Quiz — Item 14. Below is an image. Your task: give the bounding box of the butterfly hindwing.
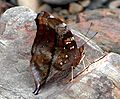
[30,12,56,95]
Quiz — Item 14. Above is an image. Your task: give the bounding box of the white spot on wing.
[62,23,67,26]
[70,46,74,50]
[65,55,68,58]
[64,61,67,63]
[60,62,63,65]
[66,41,71,44]
[50,15,54,18]
[71,37,74,40]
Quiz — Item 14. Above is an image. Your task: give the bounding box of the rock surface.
[0,6,120,99]
[70,9,120,54]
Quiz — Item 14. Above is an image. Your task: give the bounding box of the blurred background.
[0,0,119,23]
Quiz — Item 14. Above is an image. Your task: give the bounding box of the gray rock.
[87,0,108,9]
[1,6,36,23]
[42,0,77,5]
[0,6,120,98]
[7,0,17,5]
[0,1,13,15]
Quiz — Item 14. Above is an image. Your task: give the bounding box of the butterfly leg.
[79,53,85,64]
[71,66,74,82]
[85,57,92,64]
[82,60,86,69]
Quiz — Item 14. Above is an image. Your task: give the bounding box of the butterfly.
[30,11,84,95]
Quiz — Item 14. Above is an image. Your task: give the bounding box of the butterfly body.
[30,11,84,95]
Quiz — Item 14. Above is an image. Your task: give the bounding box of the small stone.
[69,2,83,14]
[17,0,39,11]
[42,0,77,5]
[7,0,17,5]
[87,0,108,9]
[109,0,120,9]
[53,7,62,12]
[37,4,52,13]
[0,1,13,15]
[59,9,69,15]
[79,0,91,7]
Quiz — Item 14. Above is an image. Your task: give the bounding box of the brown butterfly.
[30,11,84,95]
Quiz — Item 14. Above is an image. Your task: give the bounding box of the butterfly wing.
[30,12,56,95]
[52,30,84,71]
[30,11,84,95]
[46,15,84,71]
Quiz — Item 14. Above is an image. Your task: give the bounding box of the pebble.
[109,0,120,9]
[37,4,52,13]
[7,0,17,5]
[87,0,108,9]
[69,2,83,14]
[53,7,62,13]
[17,0,40,11]
[0,1,13,15]
[42,0,77,5]
[79,0,91,7]
[59,9,69,16]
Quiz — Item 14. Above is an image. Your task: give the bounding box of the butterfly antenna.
[85,22,93,37]
[81,22,93,45]
[82,32,98,46]
[71,66,74,82]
